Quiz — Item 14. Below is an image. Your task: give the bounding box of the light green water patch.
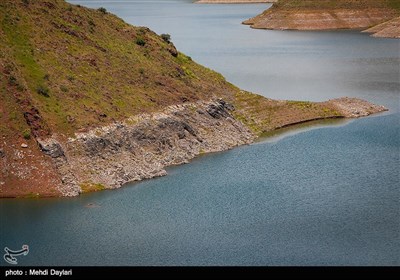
[256,117,351,143]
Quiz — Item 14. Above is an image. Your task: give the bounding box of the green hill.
[0,0,239,138]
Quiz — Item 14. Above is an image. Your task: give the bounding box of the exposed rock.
[242,0,400,38]
[38,139,65,158]
[37,138,79,196]
[40,100,255,195]
[0,149,4,158]
[167,45,178,57]
[244,9,397,31]
[21,144,28,148]
[363,16,400,38]
[328,97,387,118]
[197,0,276,3]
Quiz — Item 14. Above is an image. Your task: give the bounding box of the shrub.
[22,129,31,140]
[37,85,49,97]
[98,7,107,14]
[8,76,17,86]
[161,33,171,43]
[139,68,145,75]
[135,37,146,46]
[22,0,29,5]
[43,74,50,80]
[16,84,25,92]
[60,85,68,92]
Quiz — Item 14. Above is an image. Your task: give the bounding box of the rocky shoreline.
[36,100,255,196]
[0,97,383,198]
[242,2,400,38]
[196,0,276,3]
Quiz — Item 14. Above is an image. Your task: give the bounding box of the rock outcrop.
[197,0,276,3]
[243,0,400,38]
[37,100,254,196]
[363,16,400,38]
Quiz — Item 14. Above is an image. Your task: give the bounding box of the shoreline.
[196,0,276,3]
[242,1,400,38]
[0,97,387,198]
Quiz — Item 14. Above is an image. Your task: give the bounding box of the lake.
[0,0,399,266]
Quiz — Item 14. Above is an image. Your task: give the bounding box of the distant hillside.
[244,0,400,37]
[196,0,276,3]
[0,0,386,197]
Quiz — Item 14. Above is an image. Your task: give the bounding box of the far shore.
[196,0,276,4]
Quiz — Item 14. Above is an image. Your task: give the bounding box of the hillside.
[243,0,400,37]
[0,0,386,197]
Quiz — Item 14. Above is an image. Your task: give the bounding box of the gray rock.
[21,143,28,148]
[40,100,255,196]
[38,140,64,158]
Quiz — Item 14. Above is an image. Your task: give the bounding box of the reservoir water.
[1,0,399,265]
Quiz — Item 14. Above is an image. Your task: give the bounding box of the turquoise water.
[0,0,399,266]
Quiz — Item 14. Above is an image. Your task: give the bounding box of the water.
[1,0,399,266]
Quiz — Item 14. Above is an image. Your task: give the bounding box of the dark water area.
[1,0,399,266]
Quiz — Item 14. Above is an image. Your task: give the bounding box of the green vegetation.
[0,0,237,137]
[135,37,146,46]
[80,183,106,193]
[22,128,31,140]
[97,7,107,14]
[37,85,50,97]
[24,192,40,198]
[161,33,171,43]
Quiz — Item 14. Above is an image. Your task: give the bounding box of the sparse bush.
[98,7,107,14]
[43,74,50,80]
[138,27,147,35]
[67,75,75,81]
[8,76,17,86]
[60,85,68,92]
[22,0,29,5]
[37,85,49,97]
[139,68,145,75]
[161,33,171,43]
[22,129,31,140]
[67,6,72,12]
[88,20,95,27]
[16,84,25,92]
[135,37,146,46]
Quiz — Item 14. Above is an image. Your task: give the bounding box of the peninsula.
[243,0,400,38]
[0,0,386,198]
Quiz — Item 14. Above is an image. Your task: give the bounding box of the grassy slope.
[0,0,234,139]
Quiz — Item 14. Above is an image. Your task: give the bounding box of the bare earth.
[196,0,276,3]
[244,8,397,30]
[363,16,400,38]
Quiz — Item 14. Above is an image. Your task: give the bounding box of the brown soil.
[244,8,397,30]
[363,16,400,38]
[196,0,276,3]
[0,136,62,198]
